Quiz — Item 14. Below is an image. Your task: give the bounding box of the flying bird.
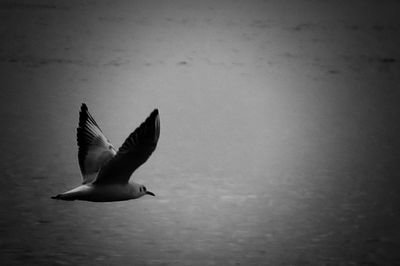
[52,103,160,202]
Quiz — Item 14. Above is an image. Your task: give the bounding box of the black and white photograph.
[1,0,400,265]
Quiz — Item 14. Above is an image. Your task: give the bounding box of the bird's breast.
[58,183,134,202]
[80,184,133,202]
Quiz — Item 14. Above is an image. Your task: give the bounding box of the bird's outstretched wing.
[77,103,116,184]
[94,109,160,185]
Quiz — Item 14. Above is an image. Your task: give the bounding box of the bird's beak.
[146,191,155,196]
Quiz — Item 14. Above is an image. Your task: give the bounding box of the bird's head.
[135,184,155,198]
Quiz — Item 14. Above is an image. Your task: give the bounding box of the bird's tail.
[51,193,76,201]
[51,194,62,200]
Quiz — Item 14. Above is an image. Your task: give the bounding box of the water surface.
[1,0,400,265]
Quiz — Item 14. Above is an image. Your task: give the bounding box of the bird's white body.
[54,183,143,202]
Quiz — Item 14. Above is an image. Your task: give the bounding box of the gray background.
[1,0,400,265]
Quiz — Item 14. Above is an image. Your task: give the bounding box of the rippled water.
[1,0,400,265]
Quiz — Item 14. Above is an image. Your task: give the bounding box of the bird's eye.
[143,186,147,191]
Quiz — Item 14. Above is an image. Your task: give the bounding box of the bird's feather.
[94,109,160,184]
[77,103,116,184]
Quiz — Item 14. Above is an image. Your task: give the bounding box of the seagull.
[52,103,160,202]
